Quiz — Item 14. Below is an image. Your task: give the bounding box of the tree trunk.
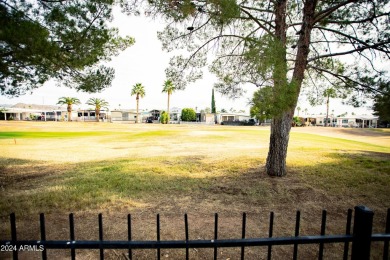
[267,0,289,176]
[96,108,100,122]
[266,0,317,177]
[67,105,72,122]
[266,110,294,177]
[167,93,170,123]
[136,95,139,123]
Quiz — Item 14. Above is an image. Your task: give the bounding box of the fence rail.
[1,206,389,260]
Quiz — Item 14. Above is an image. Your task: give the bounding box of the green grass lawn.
[0,131,110,139]
[0,122,389,259]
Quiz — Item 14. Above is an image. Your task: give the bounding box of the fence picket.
[10,213,18,260]
[267,212,274,260]
[318,210,327,260]
[184,214,189,260]
[98,214,104,260]
[157,214,160,260]
[343,209,353,260]
[39,213,47,260]
[214,213,218,260]
[69,213,76,260]
[127,214,132,260]
[241,212,246,260]
[293,211,301,260]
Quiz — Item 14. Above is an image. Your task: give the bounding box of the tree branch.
[313,0,357,24]
[240,8,275,36]
[325,12,390,24]
[172,17,211,41]
[308,39,390,62]
[240,5,274,14]
[308,65,382,94]
[313,26,367,46]
[181,34,249,71]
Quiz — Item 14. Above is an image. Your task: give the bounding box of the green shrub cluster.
[181,108,196,121]
[292,116,305,127]
[160,111,169,124]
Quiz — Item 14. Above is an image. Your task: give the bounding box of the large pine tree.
[125,0,389,176]
[1,0,134,96]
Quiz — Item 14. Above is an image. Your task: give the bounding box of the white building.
[0,103,67,121]
[311,115,378,128]
[76,109,109,122]
[110,109,148,123]
[216,113,252,124]
[0,103,113,122]
[169,107,182,123]
[335,115,378,128]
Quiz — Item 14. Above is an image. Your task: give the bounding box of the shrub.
[160,111,168,124]
[292,116,304,127]
[181,108,196,121]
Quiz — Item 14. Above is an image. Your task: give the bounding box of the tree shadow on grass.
[1,150,389,216]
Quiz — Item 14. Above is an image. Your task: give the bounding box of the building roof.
[310,114,378,120]
[12,103,63,111]
[111,109,137,113]
[337,116,378,120]
[218,112,250,116]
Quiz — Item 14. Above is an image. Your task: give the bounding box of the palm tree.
[86,98,109,122]
[162,80,176,122]
[57,97,81,122]
[131,83,146,123]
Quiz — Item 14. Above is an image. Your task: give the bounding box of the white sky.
[0,8,379,116]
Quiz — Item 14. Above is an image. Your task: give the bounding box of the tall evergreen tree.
[211,88,216,113]
[128,0,390,177]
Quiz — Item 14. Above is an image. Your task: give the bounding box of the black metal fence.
[1,205,389,260]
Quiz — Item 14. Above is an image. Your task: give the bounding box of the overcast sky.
[0,7,379,115]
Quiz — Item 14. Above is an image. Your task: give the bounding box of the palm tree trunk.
[67,105,72,122]
[96,109,100,122]
[167,93,170,123]
[136,95,139,123]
